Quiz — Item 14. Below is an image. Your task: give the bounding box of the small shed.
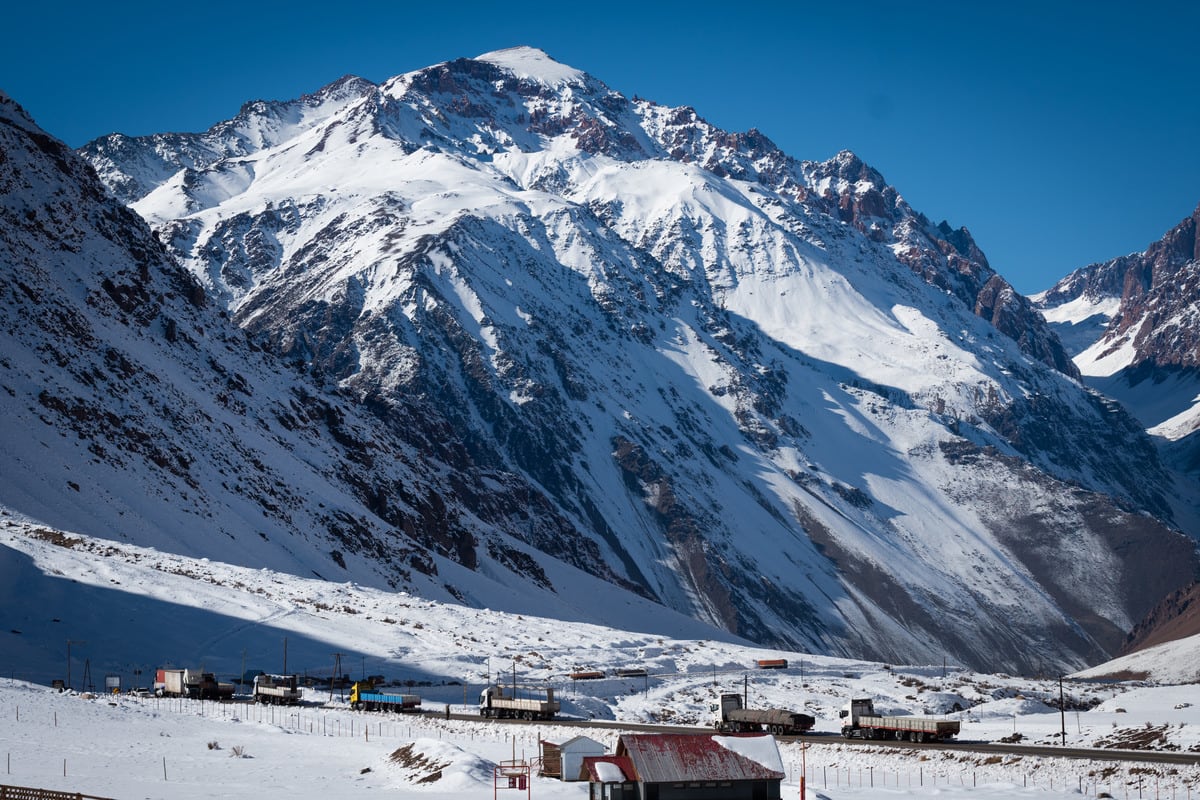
[540,735,606,781]
[583,733,784,800]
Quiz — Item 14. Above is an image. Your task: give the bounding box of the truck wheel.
[841,727,853,739]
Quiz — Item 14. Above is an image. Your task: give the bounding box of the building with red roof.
[580,732,784,800]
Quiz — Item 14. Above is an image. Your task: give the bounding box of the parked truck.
[155,668,188,697]
[714,693,815,735]
[252,673,302,705]
[838,697,960,743]
[154,669,234,700]
[350,680,421,712]
[479,685,559,720]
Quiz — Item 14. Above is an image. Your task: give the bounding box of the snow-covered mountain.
[1036,203,1200,411]
[6,46,1196,677]
[1035,203,1200,531]
[0,88,710,639]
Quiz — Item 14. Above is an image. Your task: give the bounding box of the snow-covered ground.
[3,518,1200,799]
[3,678,1199,799]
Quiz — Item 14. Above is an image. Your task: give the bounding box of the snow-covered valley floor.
[3,520,1200,799]
[3,680,1199,800]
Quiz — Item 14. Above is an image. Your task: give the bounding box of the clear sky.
[4,0,1197,294]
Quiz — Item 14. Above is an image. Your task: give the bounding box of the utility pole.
[329,653,344,703]
[1059,677,1066,746]
[66,640,85,691]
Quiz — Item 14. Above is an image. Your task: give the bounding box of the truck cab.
[350,680,375,706]
[479,685,501,707]
[839,697,876,724]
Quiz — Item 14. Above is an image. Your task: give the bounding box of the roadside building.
[581,732,784,800]
[539,735,606,781]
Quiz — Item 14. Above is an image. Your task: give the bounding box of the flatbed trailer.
[479,685,559,720]
[253,674,302,705]
[715,693,815,735]
[840,698,960,743]
[350,681,421,712]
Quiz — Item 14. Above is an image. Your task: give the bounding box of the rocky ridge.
[5,48,1193,674]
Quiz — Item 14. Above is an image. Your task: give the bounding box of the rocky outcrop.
[1121,581,1200,655]
[1040,204,1200,371]
[804,152,1079,380]
[60,49,1196,673]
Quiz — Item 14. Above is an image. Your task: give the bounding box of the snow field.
[2,679,1198,800]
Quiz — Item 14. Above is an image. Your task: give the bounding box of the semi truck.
[479,685,559,720]
[714,693,815,735]
[252,673,302,705]
[349,680,421,712]
[154,669,234,700]
[839,697,960,742]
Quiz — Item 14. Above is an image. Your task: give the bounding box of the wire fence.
[782,741,1200,800]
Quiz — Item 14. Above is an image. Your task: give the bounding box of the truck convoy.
[839,697,960,742]
[714,693,815,735]
[252,673,302,705]
[350,680,421,712]
[154,668,234,700]
[479,685,559,720]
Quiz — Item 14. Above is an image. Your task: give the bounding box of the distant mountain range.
[3,46,1198,676]
[1037,202,1200,482]
[1036,203,1200,658]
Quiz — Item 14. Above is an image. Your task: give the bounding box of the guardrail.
[0,784,114,800]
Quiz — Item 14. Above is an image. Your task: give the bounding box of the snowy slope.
[1035,203,1200,545]
[7,47,1194,675]
[2,520,1200,800]
[1036,203,1200,430]
[0,89,729,642]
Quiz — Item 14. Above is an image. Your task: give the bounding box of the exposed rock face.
[41,48,1198,674]
[1034,204,1200,655]
[803,152,1080,381]
[1121,581,1200,655]
[1041,204,1200,372]
[0,90,635,616]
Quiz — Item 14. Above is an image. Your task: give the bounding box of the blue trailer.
[350,681,421,712]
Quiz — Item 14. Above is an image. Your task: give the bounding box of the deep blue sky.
[5,0,1197,294]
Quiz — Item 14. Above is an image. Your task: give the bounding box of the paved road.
[438,708,1200,766]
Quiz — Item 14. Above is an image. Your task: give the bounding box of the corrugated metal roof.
[616,733,784,783]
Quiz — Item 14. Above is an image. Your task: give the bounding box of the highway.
[436,707,1200,766]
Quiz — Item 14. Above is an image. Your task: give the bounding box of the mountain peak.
[60,48,1193,675]
[474,46,586,86]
